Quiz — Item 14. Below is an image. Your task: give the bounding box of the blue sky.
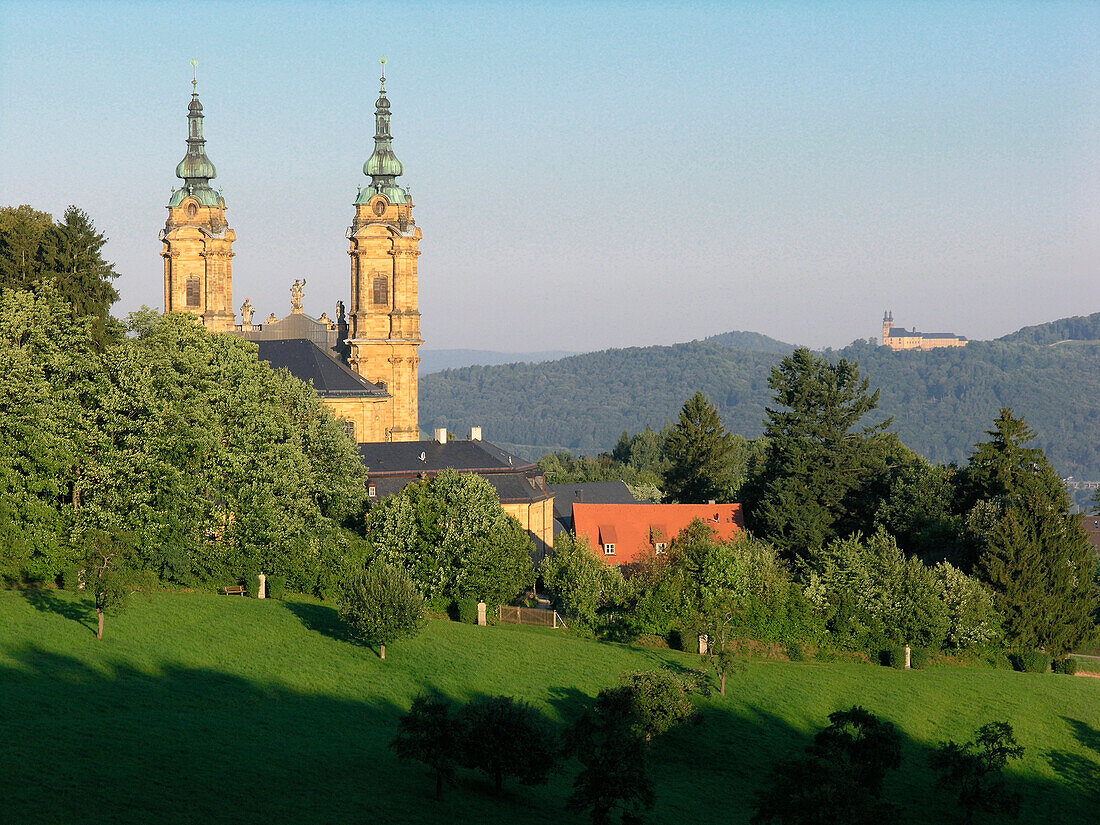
[1,1,1097,351]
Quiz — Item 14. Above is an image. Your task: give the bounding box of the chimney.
[434,428,447,445]
[470,426,482,442]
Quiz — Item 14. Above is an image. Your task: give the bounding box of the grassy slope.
[1,590,1097,824]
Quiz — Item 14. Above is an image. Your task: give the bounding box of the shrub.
[619,669,696,739]
[266,575,286,600]
[62,568,83,591]
[456,598,479,624]
[1051,657,1078,675]
[248,573,263,598]
[1010,649,1051,673]
[883,646,907,669]
[786,642,805,661]
[910,647,931,670]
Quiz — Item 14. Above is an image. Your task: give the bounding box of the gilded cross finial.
[191,59,198,92]
[380,57,387,90]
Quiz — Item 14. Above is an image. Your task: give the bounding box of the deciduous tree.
[459,695,559,796]
[390,694,460,800]
[930,721,1024,824]
[339,562,425,660]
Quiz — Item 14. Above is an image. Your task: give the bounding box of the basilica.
[160,62,421,444]
[157,65,557,553]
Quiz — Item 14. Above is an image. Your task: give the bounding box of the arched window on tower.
[186,276,201,307]
[373,276,388,306]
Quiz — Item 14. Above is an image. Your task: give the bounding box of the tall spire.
[170,60,220,207]
[357,57,407,204]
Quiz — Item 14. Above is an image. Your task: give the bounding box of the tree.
[747,348,894,568]
[339,562,425,659]
[752,706,902,825]
[0,205,120,345]
[567,687,655,825]
[390,694,461,801]
[458,695,559,796]
[365,469,534,611]
[81,528,136,640]
[964,410,1098,655]
[663,392,737,503]
[710,645,743,696]
[616,669,696,741]
[930,721,1024,824]
[539,533,625,630]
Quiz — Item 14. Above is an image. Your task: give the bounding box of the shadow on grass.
[282,599,354,644]
[18,587,96,634]
[0,640,1095,825]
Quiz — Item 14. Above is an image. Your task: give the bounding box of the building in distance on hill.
[881,311,968,351]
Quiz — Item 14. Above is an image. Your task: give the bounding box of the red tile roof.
[572,502,745,566]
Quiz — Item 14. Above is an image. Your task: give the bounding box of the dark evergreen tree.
[0,205,120,345]
[663,392,737,503]
[748,348,894,568]
[964,410,1097,655]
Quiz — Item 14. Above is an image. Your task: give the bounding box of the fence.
[498,605,567,629]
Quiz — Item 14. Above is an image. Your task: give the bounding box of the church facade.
[160,65,421,443]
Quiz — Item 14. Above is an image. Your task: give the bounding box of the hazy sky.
[2,1,1097,352]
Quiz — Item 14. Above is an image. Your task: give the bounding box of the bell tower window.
[373,276,388,306]
[186,276,201,307]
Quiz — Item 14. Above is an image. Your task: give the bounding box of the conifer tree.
[663,392,736,503]
[965,409,1097,655]
[749,348,893,568]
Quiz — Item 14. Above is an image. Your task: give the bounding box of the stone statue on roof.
[240,298,254,325]
[290,279,307,314]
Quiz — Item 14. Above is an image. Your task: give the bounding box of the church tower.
[346,60,422,442]
[160,70,236,332]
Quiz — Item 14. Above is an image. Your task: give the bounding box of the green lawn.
[1,589,1096,824]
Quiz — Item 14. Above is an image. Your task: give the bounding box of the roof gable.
[572,502,745,565]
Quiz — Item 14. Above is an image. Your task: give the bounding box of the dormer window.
[654,542,667,554]
[368,485,377,498]
[603,543,616,556]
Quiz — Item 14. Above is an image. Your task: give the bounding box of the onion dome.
[357,59,408,205]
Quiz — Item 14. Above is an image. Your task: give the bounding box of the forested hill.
[703,330,797,353]
[420,337,1100,481]
[996,312,1100,346]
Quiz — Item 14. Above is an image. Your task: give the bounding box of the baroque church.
[158,64,557,554]
[160,63,421,444]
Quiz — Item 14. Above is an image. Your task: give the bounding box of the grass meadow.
[1,588,1097,824]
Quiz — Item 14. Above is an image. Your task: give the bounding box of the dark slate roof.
[922,332,967,340]
[548,481,643,522]
[360,439,551,504]
[360,439,537,474]
[888,327,915,337]
[257,339,387,397]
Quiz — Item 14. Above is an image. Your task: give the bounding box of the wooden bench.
[222,585,246,596]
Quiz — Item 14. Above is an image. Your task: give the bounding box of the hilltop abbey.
[160,63,422,443]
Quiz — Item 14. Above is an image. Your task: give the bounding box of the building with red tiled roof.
[572,502,745,566]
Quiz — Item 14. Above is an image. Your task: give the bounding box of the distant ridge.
[420,348,578,375]
[422,315,1100,492]
[997,312,1100,346]
[704,330,797,354]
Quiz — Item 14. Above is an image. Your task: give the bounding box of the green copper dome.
[169,84,221,207]
[356,63,408,205]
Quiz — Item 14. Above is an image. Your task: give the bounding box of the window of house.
[373,276,388,305]
[654,542,667,554]
[368,485,377,498]
[186,276,200,307]
[603,543,616,555]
